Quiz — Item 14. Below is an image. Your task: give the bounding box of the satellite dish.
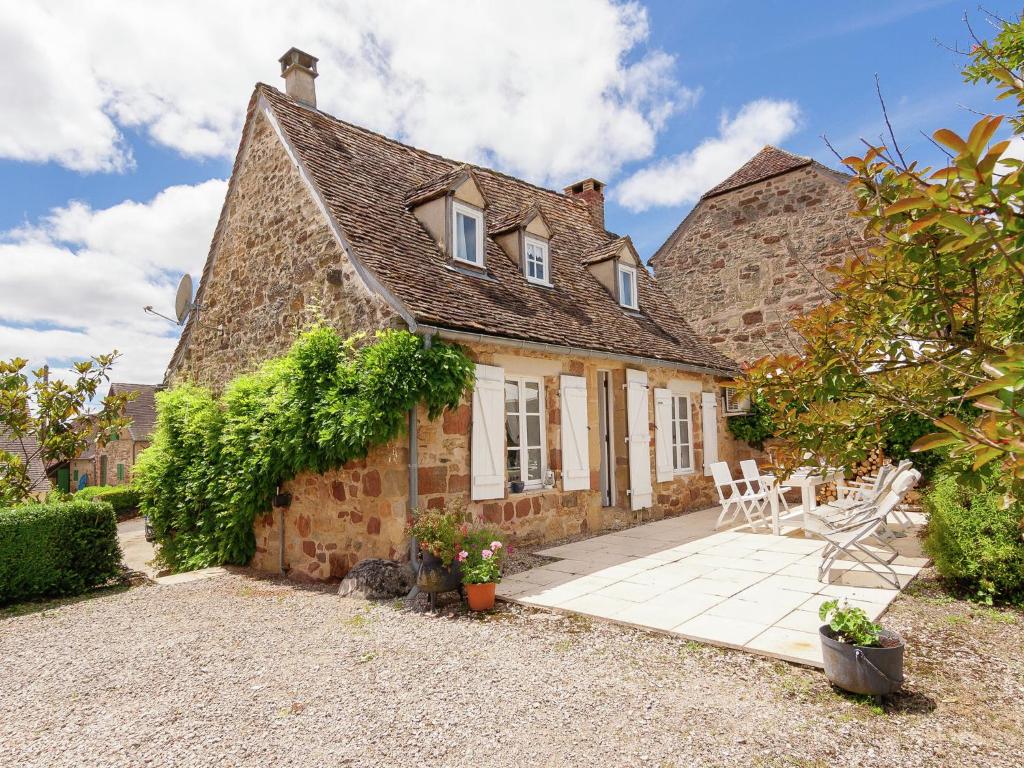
[174,274,194,324]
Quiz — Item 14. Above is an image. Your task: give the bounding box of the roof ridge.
[256,83,575,206]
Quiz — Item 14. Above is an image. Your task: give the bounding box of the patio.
[498,505,929,667]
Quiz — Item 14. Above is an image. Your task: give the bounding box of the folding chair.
[711,461,769,530]
[739,459,791,512]
[815,470,920,588]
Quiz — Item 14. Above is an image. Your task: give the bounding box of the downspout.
[408,331,431,515]
[278,484,289,575]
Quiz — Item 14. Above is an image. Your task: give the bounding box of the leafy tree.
[0,355,133,505]
[744,13,1024,494]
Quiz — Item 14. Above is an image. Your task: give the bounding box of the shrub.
[0,499,122,605]
[135,327,475,572]
[924,472,1024,603]
[75,485,140,517]
[726,394,775,450]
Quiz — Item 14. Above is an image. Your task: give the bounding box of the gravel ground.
[1,569,1021,768]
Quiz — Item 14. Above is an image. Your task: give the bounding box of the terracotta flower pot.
[465,582,496,611]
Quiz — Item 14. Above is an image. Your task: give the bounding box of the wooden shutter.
[653,388,673,483]
[471,364,505,500]
[625,369,653,510]
[560,375,590,491]
[701,391,719,476]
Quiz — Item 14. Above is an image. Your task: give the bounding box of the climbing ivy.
[133,327,475,572]
[725,393,776,450]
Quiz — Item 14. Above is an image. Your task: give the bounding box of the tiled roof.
[701,145,812,200]
[0,431,51,493]
[109,383,158,441]
[181,85,738,375]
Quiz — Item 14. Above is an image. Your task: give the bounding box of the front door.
[100,455,108,486]
[701,391,719,476]
[57,467,70,493]
[597,371,615,506]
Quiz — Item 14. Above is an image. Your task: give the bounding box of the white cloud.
[616,99,802,211]
[0,0,693,185]
[0,179,226,385]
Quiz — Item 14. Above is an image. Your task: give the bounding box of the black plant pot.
[510,480,525,494]
[415,549,462,595]
[820,625,904,698]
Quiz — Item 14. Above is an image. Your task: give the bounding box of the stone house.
[89,383,157,487]
[650,146,871,365]
[166,48,754,581]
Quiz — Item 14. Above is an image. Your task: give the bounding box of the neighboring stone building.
[165,48,755,581]
[650,146,870,364]
[90,383,157,487]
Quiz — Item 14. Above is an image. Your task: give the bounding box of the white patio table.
[763,467,844,536]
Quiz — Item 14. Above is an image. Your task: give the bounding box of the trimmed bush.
[923,474,1024,603]
[75,485,139,517]
[0,499,122,605]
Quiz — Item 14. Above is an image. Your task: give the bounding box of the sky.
[0,0,1020,388]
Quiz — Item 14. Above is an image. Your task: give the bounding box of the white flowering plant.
[458,527,504,585]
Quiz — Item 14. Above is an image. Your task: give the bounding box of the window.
[505,376,546,488]
[618,264,638,309]
[117,463,125,482]
[524,236,550,285]
[452,200,484,266]
[671,394,693,472]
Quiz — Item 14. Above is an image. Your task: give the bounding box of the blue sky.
[0,0,1019,384]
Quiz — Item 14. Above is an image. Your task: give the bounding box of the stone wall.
[167,110,398,388]
[92,438,141,486]
[652,165,870,364]
[251,339,757,581]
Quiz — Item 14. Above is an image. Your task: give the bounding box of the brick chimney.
[279,47,318,108]
[564,178,606,229]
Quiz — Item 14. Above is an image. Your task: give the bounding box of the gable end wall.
[168,111,398,388]
[653,166,869,364]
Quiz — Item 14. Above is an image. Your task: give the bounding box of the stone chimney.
[564,178,606,229]
[279,47,318,108]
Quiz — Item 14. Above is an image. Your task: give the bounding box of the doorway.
[597,371,615,506]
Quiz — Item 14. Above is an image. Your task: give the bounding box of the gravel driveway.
[1,570,1021,767]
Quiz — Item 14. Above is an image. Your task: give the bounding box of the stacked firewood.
[816,447,887,504]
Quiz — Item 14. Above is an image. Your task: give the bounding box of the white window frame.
[504,375,547,490]
[670,393,695,474]
[523,235,550,286]
[451,200,485,267]
[618,263,639,310]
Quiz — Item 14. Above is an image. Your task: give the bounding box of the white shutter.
[653,388,673,483]
[625,369,653,510]
[471,364,505,500]
[560,375,590,491]
[701,391,719,477]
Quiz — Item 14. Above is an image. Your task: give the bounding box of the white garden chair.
[739,459,791,512]
[834,459,914,525]
[711,461,769,531]
[814,469,921,588]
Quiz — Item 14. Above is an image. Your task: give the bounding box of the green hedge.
[924,474,1024,603]
[75,485,140,516]
[0,500,122,605]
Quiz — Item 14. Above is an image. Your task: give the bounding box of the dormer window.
[453,200,484,267]
[618,264,638,310]
[524,236,550,285]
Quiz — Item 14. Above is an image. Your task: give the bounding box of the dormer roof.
[487,203,549,236]
[581,236,639,266]
[404,164,488,208]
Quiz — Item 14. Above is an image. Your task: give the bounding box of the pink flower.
[490,541,503,550]
[457,550,468,562]
[481,549,493,559]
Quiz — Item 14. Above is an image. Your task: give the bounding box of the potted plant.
[406,506,466,603]
[818,599,904,699]
[458,528,504,611]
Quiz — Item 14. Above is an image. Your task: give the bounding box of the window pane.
[456,211,478,263]
[526,413,540,447]
[505,380,519,412]
[524,381,540,413]
[526,448,542,481]
[506,412,521,448]
[507,448,521,478]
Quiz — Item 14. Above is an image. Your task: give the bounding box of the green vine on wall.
[725,393,776,450]
[134,327,475,572]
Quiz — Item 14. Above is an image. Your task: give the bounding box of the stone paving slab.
[500,505,929,667]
